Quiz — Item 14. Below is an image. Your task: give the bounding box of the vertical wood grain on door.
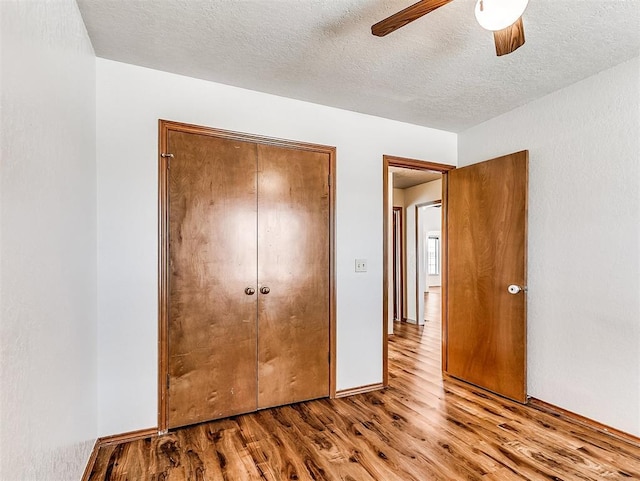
[392,207,403,322]
[257,145,330,408]
[446,151,528,403]
[167,131,258,428]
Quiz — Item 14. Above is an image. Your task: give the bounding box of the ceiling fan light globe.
[474,0,529,31]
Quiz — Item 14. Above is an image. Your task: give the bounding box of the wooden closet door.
[167,131,258,428]
[257,144,330,408]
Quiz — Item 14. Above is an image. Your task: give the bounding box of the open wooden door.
[446,151,528,403]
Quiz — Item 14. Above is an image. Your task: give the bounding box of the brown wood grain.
[385,155,455,172]
[382,158,390,387]
[158,121,170,431]
[256,144,330,409]
[167,131,259,428]
[98,428,158,446]
[327,145,337,399]
[87,313,640,481]
[79,440,100,481]
[158,120,336,433]
[372,0,455,37]
[335,382,384,398]
[441,172,449,372]
[446,150,528,403]
[392,207,403,322]
[494,16,526,56]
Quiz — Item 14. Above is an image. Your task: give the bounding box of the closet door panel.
[257,144,330,408]
[167,131,258,428]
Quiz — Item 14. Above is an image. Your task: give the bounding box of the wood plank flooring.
[424,286,440,322]
[88,291,640,480]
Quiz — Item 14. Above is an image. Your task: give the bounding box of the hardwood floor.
[424,286,440,322]
[88,292,640,480]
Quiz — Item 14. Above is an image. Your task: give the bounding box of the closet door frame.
[157,119,337,433]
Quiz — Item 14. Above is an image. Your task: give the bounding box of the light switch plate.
[355,259,367,272]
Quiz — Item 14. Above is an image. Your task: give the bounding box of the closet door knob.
[245,287,256,295]
[260,286,271,294]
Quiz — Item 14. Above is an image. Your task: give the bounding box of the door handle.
[507,284,527,294]
[245,287,256,295]
[260,286,270,295]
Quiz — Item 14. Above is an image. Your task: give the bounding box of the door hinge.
[161,153,174,169]
[166,373,170,389]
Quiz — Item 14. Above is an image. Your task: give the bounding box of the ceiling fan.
[372,0,529,56]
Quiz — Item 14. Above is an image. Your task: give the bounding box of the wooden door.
[167,131,258,428]
[256,144,330,408]
[446,151,528,403]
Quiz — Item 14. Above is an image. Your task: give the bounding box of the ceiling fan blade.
[372,0,455,37]
[493,17,526,56]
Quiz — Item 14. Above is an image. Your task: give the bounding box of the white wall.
[417,207,441,319]
[458,57,640,436]
[96,59,457,435]
[0,1,97,479]
[393,188,406,208]
[403,179,442,323]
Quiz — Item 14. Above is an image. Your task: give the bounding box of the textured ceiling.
[391,167,441,189]
[77,0,640,132]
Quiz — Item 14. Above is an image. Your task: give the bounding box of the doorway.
[383,156,455,384]
[383,151,529,403]
[416,201,442,326]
